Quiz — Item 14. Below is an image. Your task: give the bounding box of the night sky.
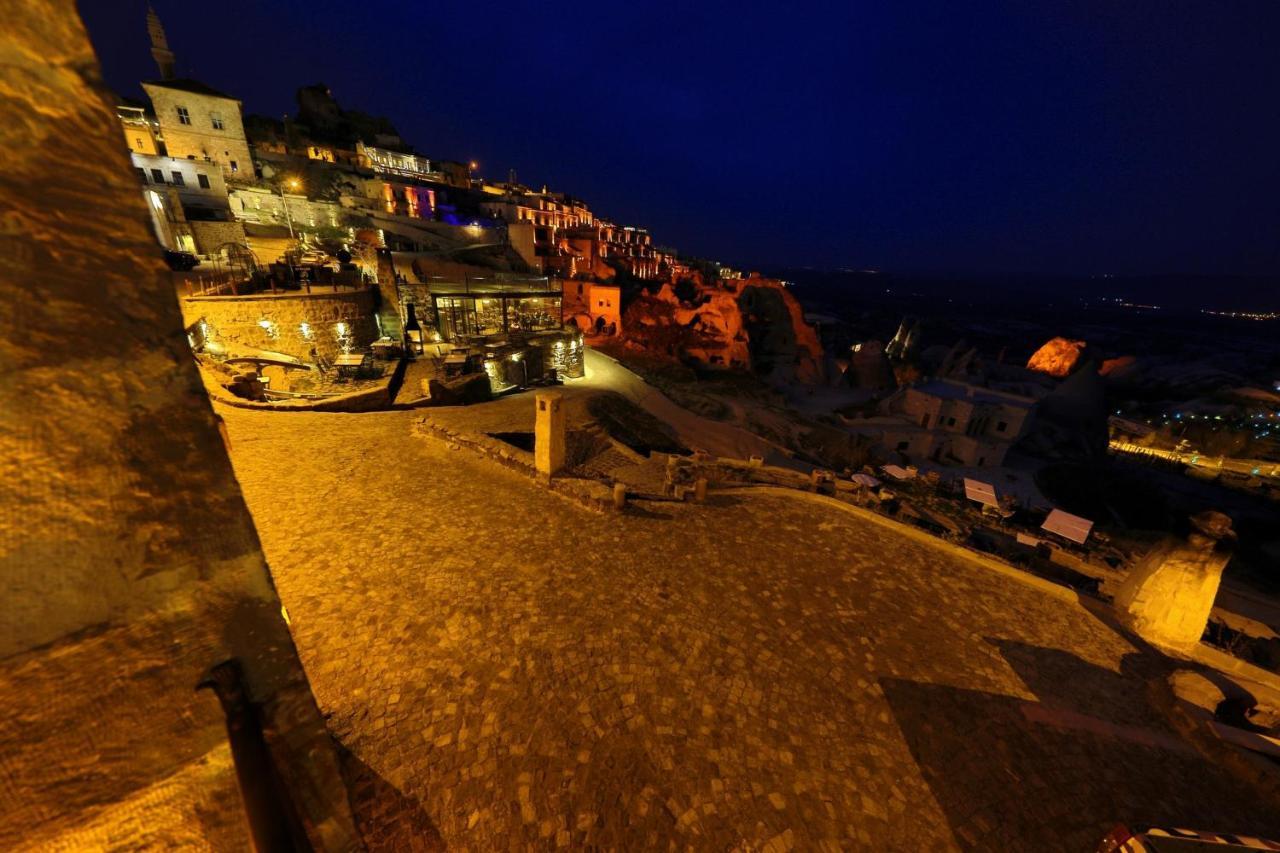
[81,1,1280,278]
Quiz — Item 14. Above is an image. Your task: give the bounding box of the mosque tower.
[147,4,175,80]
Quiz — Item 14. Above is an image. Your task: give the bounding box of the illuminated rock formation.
[1113,512,1236,653]
[1027,337,1087,377]
[622,273,824,383]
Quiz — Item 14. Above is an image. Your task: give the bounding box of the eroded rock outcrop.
[1114,512,1236,652]
[844,340,896,391]
[1027,337,1087,378]
[622,273,824,383]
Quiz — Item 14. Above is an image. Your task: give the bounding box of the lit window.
[211,113,224,130]
[176,106,191,125]
[197,173,210,189]
[150,168,165,183]
[170,171,185,186]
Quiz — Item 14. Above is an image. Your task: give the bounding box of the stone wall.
[183,288,380,360]
[189,218,247,254]
[230,186,346,231]
[0,4,356,848]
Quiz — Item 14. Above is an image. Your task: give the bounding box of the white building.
[131,152,241,254]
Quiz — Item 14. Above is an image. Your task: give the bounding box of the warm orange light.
[469,161,478,170]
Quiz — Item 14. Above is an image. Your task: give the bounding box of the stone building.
[879,379,1036,467]
[563,280,622,335]
[117,102,161,154]
[142,77,254,181]
[138,8,252,181]
[131,151,244,254]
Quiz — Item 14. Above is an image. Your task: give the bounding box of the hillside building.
[564,281,622,335]
[118,103,161,155]
[138,9,252,181]
[875,379,1036,467]
[141,78,253,181]
[132,152,243,254]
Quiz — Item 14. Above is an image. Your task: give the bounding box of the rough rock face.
[844,341,896,391]
[622,273,824,383]
[1113,513,1236,652]
[1027,337,1087,378]
[1015,360,1111,459]
[0,4,356,849]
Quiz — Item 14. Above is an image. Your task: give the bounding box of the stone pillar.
[1113,511,1236,653]
[0,4,357,848]
[535,390,566,476]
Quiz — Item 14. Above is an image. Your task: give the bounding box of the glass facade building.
[427,276,562,342]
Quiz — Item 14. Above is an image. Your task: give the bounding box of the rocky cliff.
[622,273,824,384]
[1027,336,1087,378]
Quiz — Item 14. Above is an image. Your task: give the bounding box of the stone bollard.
[534,390,566,477]
[694,478,708,502]
[1113,511,1236,653]
[749,455,765,467]
[612,482,628,510]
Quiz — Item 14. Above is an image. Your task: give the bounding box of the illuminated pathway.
[220,405,1280,849]
[1110,439,1280,479]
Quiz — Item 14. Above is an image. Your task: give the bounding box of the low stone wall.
[414,415,615,512]
[182,288,379,360]
[201,368,395,413]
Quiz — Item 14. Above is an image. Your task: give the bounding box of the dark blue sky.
[82,1,1280,277]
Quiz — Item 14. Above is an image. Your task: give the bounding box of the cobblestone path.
[220,405,1280,851]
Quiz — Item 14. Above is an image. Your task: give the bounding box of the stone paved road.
[219,405,1280,851]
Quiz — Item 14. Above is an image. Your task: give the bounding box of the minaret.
[147,4,175,80]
